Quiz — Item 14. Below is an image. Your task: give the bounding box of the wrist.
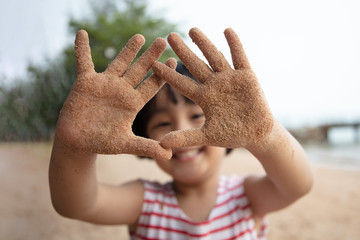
[245,120,286,155]
[52,132,96,161]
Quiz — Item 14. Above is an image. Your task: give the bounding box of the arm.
[49,30,176,224]
[49,139,145,224]
[152,27,313,217]
[244,121,313,217]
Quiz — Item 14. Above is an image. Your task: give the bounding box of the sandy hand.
[152,28,274,149]
[56,30,176,160]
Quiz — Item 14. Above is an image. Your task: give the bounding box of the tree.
[0,0,183,141]
[64,0,180,73]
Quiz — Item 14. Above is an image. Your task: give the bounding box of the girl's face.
[146,87,226,185]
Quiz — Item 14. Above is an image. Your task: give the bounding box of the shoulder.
[119,179,145,193]
[140,179,174,199]
[221,175,269,237]
[219,175,246,193]
[218,175,248,206]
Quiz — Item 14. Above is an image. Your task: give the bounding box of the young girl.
[49,28,313,240]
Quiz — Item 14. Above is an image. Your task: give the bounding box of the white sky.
[0,0,359,127]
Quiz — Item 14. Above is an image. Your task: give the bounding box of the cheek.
[205,147,227,161]
[147,128,170,141]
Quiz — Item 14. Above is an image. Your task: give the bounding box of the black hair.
[132,62,233,155]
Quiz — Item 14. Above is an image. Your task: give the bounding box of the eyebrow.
[152,106,170,114]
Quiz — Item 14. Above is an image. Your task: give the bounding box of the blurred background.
[0,0,359,239]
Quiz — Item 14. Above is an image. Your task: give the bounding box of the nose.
[174,117,192,131]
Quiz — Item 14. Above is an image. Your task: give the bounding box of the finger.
[136,58,177,103]
[104,34,145,76]
[168,32,212,83]
[126,136,172,161]
[224,28,251,70]
[152,61,199,101]
[123,38,167,87]
[189,27,231,72]
[75,30,95,75]
[160,128,208,149]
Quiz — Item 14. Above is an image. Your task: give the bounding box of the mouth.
[172,147,204,162]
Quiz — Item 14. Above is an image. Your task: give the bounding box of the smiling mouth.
[172,147,203,162]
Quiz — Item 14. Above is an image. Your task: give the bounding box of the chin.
[156,146,225,184]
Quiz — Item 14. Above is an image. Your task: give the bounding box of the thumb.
[126,136,172,161]
[160,128,208,149]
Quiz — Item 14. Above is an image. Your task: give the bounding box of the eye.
[192,114,205,120]
[155,121,170,128]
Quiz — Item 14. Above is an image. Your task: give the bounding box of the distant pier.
[319,122,360,143]
[289,122,360,143]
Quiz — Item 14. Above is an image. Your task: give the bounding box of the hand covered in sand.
[152,28,274,149]
[56,30,175,160]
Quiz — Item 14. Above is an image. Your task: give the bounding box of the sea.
[303,127,360,171]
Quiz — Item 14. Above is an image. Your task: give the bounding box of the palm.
[56,30,174,160]
[61,73,143,152]
[153,28,274,149]
[191,69,272,148]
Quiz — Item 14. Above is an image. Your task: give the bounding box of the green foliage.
[0,0,183,141]
[64,0,180,74]
[0,58,72,140]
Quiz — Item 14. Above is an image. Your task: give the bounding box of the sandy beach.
[1,142,359,239]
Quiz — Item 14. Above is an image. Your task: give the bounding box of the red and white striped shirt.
[130,175,268,240]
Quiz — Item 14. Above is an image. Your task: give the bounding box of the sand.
[1,142,359,239]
